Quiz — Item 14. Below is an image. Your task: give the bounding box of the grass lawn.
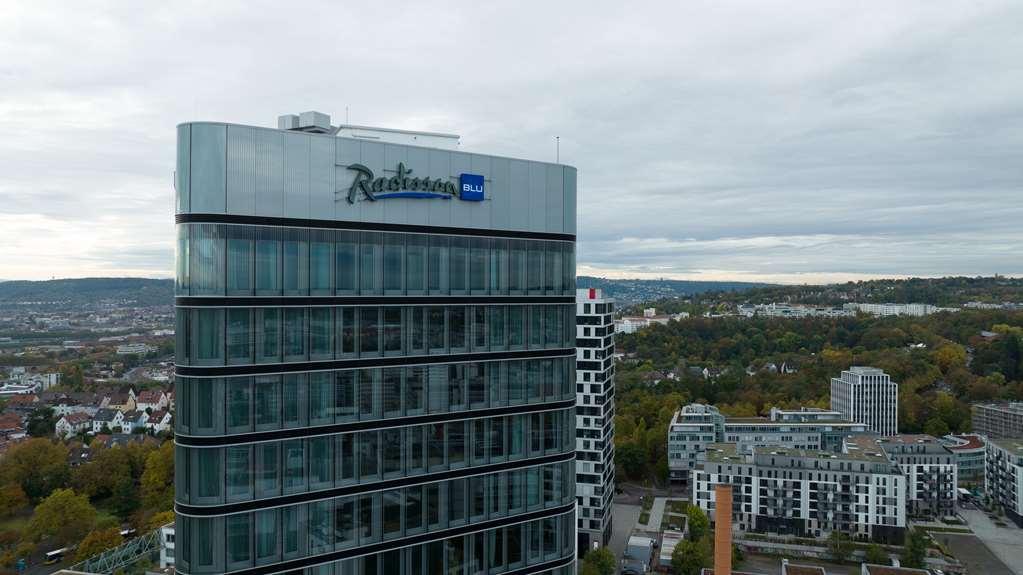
[639,512,650,525]
[0,514,30,534]
[667,500,688,514]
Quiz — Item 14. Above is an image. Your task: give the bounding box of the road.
[609,502,643,560]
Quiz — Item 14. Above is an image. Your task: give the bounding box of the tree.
[26,406,56,437]
[579,546,616,575]
[0,484,28,519]
[140,441,174,512]
[0,438,70,501]
[686,505,710,541]
[74,527,123,561]
[827,530,853,563]
[865,543,889,565]
[900,528,928,569]
[144,510,176,532]
[924,416,950,438]
[59,363,85,390]
[616,443,647,479]
[27,488,97,545]
[933,344,967,374]
[671,537,711,575]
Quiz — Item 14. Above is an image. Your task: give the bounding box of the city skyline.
[2,1,1022,283]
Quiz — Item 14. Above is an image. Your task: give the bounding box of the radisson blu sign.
[344,162,484,204]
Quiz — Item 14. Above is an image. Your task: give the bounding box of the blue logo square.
[459,173,485,201]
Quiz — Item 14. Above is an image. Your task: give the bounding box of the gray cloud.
[0,0,1020,282]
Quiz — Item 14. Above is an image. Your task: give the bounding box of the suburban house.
[135,389,169,413]
[103,390,136,412]
[120,410,148,433]
[145,410,173,434]
[55,412,92,439]
[91,408,124,434]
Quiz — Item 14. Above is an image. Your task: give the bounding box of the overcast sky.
[1,1,1021,283]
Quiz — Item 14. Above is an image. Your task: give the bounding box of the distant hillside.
[700,276,1023,307]
[577,276,770,305]
[0,278,173,309]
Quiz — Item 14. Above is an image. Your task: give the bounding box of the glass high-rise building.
[173,112,578,575]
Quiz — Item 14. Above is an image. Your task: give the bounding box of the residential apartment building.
[877,435,956,519]
[173,112,577,575]
[830,367,898,437]
[667,404,868,484]
[843,303,959,317]
[692,439,906,543]
[972,402,1023,439]
[940,434,986,485]
[985,438,1023,526]
[575,288,616,551]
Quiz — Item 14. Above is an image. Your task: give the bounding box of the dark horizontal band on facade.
[177,503,576,575]
[175,295,575,307]
[174,450,576,517]
[175,347,576,377]
[176,213,576,242]
[176,398,576,447]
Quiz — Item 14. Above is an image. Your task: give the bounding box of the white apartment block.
[878,435,957,519]
[667,404,869,484]
[843,303,959,317]
[692,438,907,543]
[576,288,616,550]
[831,367,898,437]
[985,438,1023,527]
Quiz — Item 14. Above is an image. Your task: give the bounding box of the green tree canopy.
[686,505,710,541]
[865,543,889,565]
[671,537,711,575]
[827,530,853,562]
[900,529,928,569]
[579,546,616,575]
[27,488,97,545]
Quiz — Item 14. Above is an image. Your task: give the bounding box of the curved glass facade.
[177,224,575,298]
[175,120,577,575]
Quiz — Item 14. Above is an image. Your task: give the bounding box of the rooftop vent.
[278,111,332,134]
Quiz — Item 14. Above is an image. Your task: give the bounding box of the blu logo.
[459,173,485,201]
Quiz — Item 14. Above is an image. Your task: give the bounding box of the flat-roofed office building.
[173,112,577,575]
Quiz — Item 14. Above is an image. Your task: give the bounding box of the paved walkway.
[610,503,643,560]
[639,497,668,531]
[958,509,1023,575]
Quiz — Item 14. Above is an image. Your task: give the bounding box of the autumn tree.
[74,527,123,561]
[0,438,69,501]
[27,488,97,545]
[140,441,174,512]
[0,484,28,518]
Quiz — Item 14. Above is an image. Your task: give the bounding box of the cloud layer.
[1,1,1021,282]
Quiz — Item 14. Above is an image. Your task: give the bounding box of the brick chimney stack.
[714,484,733,575]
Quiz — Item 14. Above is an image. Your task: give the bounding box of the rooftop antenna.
[556,136,560,163]
[345,106,350,125]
